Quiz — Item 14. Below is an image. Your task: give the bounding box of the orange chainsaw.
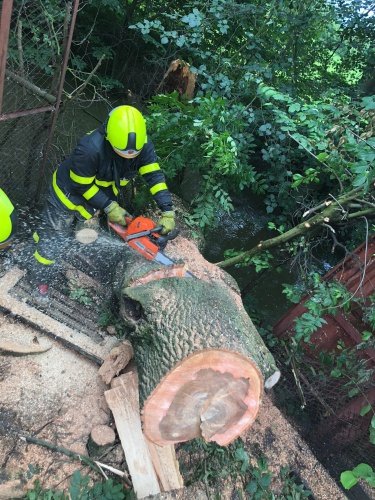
[108,216,193,277]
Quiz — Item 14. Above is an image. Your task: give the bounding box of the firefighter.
[32,105,175,296]
[0,188,17,250]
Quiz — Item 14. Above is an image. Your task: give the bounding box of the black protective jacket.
[53,125,172,219]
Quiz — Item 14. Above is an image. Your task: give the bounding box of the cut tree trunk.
[113,239,280,447]
[87,425,116,457]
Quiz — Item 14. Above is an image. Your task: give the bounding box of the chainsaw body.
[109,215,193,277]
[108,216,163,261]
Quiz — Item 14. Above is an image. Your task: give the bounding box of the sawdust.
[0,312,123,492]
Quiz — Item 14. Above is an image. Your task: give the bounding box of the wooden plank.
[105,371,160,499]
[146,439,184,491]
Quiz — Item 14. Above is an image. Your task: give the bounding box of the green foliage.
[25,471,131,499]
[181,438,311,498]
[98,303,127,337]
[147,92,256,227]
[283,273,355,343]
[340,463,375,490]
[223,248,273,272]
[69,285,93,306]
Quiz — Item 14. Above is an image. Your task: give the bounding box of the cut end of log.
[75,228,99,245]
[90,424,116,447]
[130,264,187,287]
[143,349,263,447]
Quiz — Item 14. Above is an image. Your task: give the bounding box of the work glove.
[105,201,129,226]
[158,211,175,235]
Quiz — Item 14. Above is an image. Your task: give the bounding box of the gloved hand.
[105,201,129,226]
[158,211,175,235]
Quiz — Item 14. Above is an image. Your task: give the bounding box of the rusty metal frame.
[0,105,55,122]
[0,0,80,201]
[0,0,14,114]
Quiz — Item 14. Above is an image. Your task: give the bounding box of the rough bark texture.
[123,273,277,399]
[114,242,279,446]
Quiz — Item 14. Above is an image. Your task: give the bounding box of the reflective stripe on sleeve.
[150,182,168,195]
[34,250,55,265]
[139,163,160,175]
[33,231,39,243]
[95,179,113,187]
[69,170,96,185]
[83,184,100,200]
[120,179,129,186]
[52,171,92,219]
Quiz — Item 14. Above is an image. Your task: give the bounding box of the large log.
[114,237,280,447]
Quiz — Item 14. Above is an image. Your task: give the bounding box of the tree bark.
[113,243,280,447]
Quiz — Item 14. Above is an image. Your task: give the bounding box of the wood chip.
[98,341,134,385]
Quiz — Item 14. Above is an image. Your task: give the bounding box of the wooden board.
[105,371,160,499]
[146,439,184,491]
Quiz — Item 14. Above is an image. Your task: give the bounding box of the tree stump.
[87,424,116,457]
[114,242,280,447]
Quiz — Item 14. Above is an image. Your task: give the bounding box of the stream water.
[202,201,297,327]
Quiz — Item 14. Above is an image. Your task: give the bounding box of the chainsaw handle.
[157,228,180,250]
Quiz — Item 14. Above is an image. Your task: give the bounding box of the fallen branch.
[20,434,102,473]
[6,70,56,104]
[217,188,370,268]
[19,433,132,487]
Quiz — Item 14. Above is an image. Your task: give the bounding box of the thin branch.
[65,54,106,101]
[347,128,375,151]
[20,434,102,473]
[303,200,332,218]
[354,198,375,209]
[94,461,131,486]
[347,208,375,219]
[6,70,56,104]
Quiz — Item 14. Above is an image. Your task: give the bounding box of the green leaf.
[366,476,375,487]
[340,471,358,490]
[316,152,329,161]
[246,480,258,494]
[288,103,301,113]
[259,474,272,488]
[360,404,372,416]
[362,330,372,341]
[330,368,342,378]
[361,96,375,111]
[348,388,359,398]
[352,463,373,478]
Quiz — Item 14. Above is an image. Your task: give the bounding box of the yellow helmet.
[106,106,147,158]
